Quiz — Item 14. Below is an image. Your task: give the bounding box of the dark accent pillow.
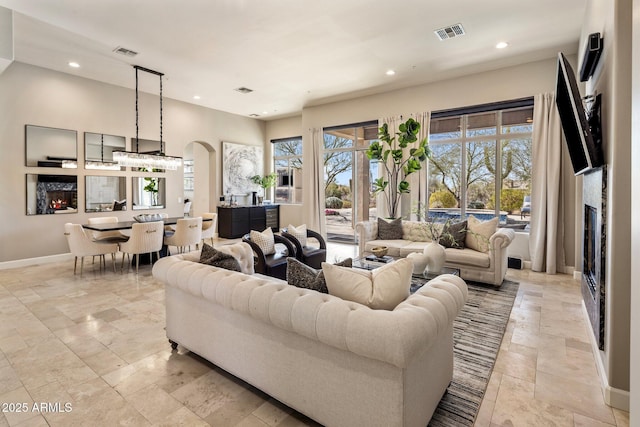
[113,199,126,211]
[199,243,241,272]
[377,217,403,240]
[439,220,467,249]
[287,257,352,294]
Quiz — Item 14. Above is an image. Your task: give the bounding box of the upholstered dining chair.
[86,216,129,243]
[164,217,202,255]
[64,223,119,275]
[242,232,295,280]
[200,212,217,246]
[281,226,327,269]
[119,221,165,274]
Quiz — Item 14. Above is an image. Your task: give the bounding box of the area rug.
[427,279,520,427]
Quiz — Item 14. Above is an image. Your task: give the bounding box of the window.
[272,137,302,204]
[427,99,533,227]
[323,122,379,242]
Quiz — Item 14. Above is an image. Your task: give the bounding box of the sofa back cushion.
[322,258,412,310]
[402,221,442,242]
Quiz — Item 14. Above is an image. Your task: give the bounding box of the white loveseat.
[355,220,515,286]
[152,249,467,427]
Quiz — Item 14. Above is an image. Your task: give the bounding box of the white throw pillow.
[322,258,412,310]
[287,224,307,247]
[465,215,498,253]
[250,227,275,255]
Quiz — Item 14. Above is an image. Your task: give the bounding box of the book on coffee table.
[364,254,393,263]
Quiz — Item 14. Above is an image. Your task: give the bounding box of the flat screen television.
[555,52,604,175]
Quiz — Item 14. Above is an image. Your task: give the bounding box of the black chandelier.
[113,65,182,170]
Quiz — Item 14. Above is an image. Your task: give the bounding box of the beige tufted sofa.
[152,248,467,427]
[355,220,515,287]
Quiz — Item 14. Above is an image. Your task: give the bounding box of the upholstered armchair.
[242,233,295,280]
[281,227,327,269]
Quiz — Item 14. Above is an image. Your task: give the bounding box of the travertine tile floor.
[0,241,630,426]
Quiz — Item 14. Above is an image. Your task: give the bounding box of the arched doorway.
[183,141,217,217]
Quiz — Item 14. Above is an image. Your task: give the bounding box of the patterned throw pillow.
[377,217,403,240]
[465,215,498,253]
[439,220,467,249]
[287,257,352,294]
[250,227,275,255]
[287,224,307,247]
[199,244,242,272]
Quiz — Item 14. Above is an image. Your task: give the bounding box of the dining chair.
[164,217,203,254]
[119,221,165,274]
[64,223,119,275]
[86,216,129,243]
[200,213,217,246]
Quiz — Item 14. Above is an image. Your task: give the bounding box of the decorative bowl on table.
[371,246,388,258]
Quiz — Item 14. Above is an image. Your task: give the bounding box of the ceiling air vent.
[434,23,465,41]
[235,87,254,94]
[113,46,138,57]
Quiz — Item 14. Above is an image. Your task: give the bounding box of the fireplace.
[581,166,606,350]
[35,175,77,214]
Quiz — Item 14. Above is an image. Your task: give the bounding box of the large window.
[272,137,302,204]
[323,122,379,242]
[427,100,533,227]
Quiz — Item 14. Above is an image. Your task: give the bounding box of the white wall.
[0,62,265,263]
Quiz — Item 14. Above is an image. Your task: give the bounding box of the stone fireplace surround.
[582,166,606,350]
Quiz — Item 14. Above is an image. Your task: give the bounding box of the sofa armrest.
[354,221,378,257]
[490,228,515,250]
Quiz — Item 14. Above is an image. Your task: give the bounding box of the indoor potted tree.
[250,173,277,204]
[366,117,430,218]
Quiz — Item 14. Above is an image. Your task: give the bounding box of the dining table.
[81,216,210,232]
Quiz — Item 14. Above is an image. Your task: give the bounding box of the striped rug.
[428,279,519,427]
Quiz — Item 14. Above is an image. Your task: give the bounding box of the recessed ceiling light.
[386,70,396,76]
[496,42,509,49]
[235,87,254,94]
[193,95,201,100]
[262,111,268,115]
[68,62,80,68]
[249,113,260,117]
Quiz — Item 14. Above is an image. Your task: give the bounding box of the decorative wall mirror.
[85,176,126,212]
[26,174,78,215]
[25,125,77,168]
[85,132,126,170]
[132,176,166,210]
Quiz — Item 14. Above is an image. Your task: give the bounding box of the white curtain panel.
[529,93,566,273]
[411,111,430,220]
[305,128,326,235]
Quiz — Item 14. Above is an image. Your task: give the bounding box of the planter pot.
[423,241,446,274]
[407,252,429,275]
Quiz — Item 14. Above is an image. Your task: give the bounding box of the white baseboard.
[581,303,630,411]
[0,253,73,270]
[574,271,582,280]
[523,260,532,270]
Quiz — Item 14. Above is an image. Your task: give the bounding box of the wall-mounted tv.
[555,52,604,175]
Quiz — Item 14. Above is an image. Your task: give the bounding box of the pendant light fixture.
[113,65,182,170]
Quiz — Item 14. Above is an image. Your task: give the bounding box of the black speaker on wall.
[579,32,603,82]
